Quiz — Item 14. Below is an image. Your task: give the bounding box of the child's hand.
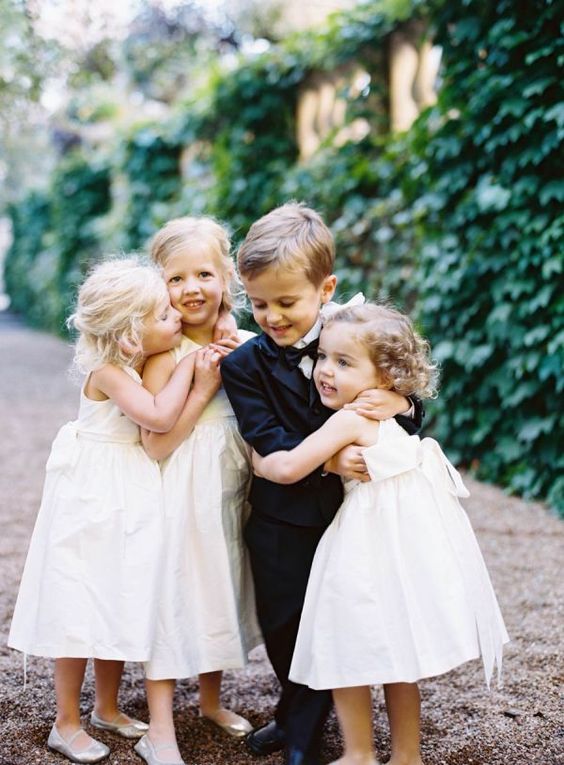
[344,389,410,420]
[192,347,221,399]
[324,444,370,482]
[213,311,238,341]
[209,336,242,359]
[251,448,266,477]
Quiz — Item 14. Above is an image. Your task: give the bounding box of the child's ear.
[320,274,338,304]
[118,335,142,358]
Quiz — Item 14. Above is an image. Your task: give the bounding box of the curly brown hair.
[323,303,439,399]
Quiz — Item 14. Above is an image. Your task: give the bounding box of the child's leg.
[93,659,127,721]
[199,671,251,734]
[145,678,182,763]
[54,658,99,749]
[329,686,379,765]
[91,658,149,739]
[383,683,424,765]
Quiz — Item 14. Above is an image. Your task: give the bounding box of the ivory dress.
[290,419,509,690]
[8,368,164,661]
[144,331,261,680]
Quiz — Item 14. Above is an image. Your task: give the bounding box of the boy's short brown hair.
[237,202,335,286]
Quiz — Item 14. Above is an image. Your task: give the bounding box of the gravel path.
[0,312,562,765]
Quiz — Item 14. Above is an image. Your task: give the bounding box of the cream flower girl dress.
[290,419,509,691]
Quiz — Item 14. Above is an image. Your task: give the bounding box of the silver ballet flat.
[90,710,148,739]
[47,725,110,764]
[134,735,186,765]
[201,711,253,738]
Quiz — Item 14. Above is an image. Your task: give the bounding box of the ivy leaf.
[433,340,456,362]
[518,418,555,443]
[466,344,494,369]
[543,103,564,126]
[522,78,556,98]
[523,326,550,346]
[475,176,511,211]
[539,181,564,205]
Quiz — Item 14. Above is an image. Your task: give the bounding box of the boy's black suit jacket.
[221,332,423,529]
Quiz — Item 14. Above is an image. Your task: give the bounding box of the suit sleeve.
[221,353,305,456]
[394,395,425,435]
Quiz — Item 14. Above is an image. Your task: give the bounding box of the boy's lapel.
[258,334,310,403]
[271,357,310,402]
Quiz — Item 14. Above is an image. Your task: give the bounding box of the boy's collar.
[293,318,322,348]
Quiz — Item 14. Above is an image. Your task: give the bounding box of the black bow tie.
[282,338,319,369]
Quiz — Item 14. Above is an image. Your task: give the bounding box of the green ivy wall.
[4,0,562,512]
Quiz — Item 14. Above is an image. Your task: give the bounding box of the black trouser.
[244,513,333,757]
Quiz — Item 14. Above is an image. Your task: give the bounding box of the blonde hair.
[150,216,243,312]
[68,255,169,373]
[324,303,439,399]
[238,201,335,286]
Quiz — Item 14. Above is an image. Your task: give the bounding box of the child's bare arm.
[91,354,194,433]
[252,410,367,484]
[141,348,221,461]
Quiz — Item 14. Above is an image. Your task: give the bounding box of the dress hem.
[8,643,151,662]
[289,647,493,690]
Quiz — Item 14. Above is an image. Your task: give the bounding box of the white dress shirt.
[292,318,322,379]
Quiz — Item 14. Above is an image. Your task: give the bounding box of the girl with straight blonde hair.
[132,217,261,765]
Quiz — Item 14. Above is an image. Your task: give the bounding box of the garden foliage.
[413,0,563,512]
[5,153,110,332]
[119,127,184,251]
[4,0,562,511]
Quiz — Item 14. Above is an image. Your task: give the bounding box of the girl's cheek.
[168,289,181,307]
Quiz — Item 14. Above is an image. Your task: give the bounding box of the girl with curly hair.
[253,302,509,765]
[8,256,197,763]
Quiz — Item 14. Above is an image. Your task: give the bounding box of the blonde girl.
[253,303,509,765]
[8,256,196,764]
[134,217,260,765]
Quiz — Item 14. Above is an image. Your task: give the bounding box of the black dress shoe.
[284,747,320,765]
[245,721,286,756]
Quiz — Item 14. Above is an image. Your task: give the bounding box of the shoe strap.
[66,728,85,747]
[153,739,180,753]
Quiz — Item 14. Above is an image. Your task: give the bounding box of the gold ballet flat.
[90,710,148,739]
[201,711,253,738]
[47,725,110,764]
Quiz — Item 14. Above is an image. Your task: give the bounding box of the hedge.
[4,0,562,512]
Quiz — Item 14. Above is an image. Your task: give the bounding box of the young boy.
[221,203,422,765]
